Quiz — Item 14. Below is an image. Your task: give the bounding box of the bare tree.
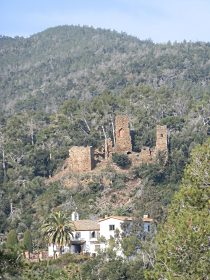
[27,118,35,145]
[0,131,7,179]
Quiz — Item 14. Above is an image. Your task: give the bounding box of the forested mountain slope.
[1,25,210,114]
[0,25,209,241]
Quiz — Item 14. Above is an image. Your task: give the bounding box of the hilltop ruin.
[61,115,168,174]
[114,115,132,153]
[68,146,95,172]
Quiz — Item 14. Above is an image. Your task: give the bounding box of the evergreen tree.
[23,230,33,257]
[0,250,22,279]
[6,229,19,250]
[145,138,210,280]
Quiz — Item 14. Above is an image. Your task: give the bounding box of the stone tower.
[155,125,168,155]
[69,146,94,172]
[114,115,132,153]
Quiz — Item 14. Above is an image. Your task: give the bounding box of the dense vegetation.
[146,138,210,280]
[1,139,209,279]
[0,25,209,279]
[1,25,210,115]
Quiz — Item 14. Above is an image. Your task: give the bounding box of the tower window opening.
[118,128,124,137]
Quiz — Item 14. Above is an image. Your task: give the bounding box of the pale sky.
[1,0,210,42]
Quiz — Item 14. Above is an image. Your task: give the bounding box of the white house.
[98,216,133,256]
[48,212,153,257]
[71,218,100,255]
[48,211,100,257]
[99,216,133,240]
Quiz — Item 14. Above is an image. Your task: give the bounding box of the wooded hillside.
[0,25,209,241]
[1,25,210,114]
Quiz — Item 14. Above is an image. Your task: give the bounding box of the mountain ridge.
[1,25,210,114]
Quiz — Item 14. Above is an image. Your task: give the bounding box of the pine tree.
[6,229,18,251]
[145,138,210,280]
[23,230,33,257]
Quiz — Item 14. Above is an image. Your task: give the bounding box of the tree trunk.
[59,246,63,256]
[111,118,116,146]
[2,149,6,179]
[83,118,90,133]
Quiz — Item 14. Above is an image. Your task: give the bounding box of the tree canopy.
[145,138,210,280]
[42,211,74,256]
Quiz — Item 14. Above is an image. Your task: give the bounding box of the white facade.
[98,216,133,256]
[48,216,100,257]
[71,229,100,255]
[99,217,132,240]
[48,214,152,257]
[48,243,72,257]
[48,244,57,257]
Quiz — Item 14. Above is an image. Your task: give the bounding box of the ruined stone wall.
[155,125,168,152]
[138,125,168,164]
[155,125,168,162]
[68,146,94,172]
[114,115,132,153]
[140,147,154,163]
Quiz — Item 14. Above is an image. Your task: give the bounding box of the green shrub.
[112,153,131,169]
[88,182,104,193]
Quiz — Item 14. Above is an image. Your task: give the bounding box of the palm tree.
[42,211,74,257]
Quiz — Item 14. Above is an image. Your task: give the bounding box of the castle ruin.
[155,125,168,153]
[114,115,132,153]
[62,116,168,174]
[139,125,168,163]
[139,147,153,163]
[68,146,94,172]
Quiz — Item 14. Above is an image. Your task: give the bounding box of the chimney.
[71,211,79,221]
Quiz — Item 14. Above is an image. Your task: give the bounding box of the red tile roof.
[73,220,100,231]
[98,216,133,222]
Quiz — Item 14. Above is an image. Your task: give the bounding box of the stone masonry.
[68,146,94,172]
[139,125,168,163]
[155,125,168,153]
[114,115,132,153]
[140,147,154,163]
[53,118,168,178]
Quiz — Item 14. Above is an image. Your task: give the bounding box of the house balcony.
[71,237,86,245]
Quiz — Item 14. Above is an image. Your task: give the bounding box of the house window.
[160,133,163,137]
[109,225,115,231]
[75,232,81,239]
[91,231,96,238]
